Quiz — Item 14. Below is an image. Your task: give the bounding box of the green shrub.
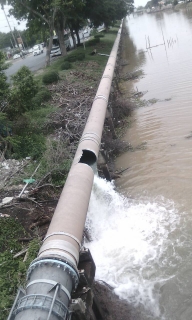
[86,38,100,46]
[7,66,38,119]
[8,133,46,159]
[76,52,85,61]
[90,28,98,37]
[64,52,85,62]
[42,71,59,84]
[37,88,51,101]
[32,88,51,106]
[65,55,76,62]
[94,34,105,38]
[60,61,71,70]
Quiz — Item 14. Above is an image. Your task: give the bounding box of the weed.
[64,52,85,62]
[0,218,26,319]
[94,34,105,38]
[60,61,71,70]
[42,71,59,84]
[86,38,100,46]
[32,88,52,106]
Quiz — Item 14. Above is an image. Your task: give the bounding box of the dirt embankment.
[0,24,136,320]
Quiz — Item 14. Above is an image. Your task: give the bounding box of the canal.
[86,9,192,320]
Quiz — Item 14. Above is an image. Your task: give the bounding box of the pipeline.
[8,24,122,320]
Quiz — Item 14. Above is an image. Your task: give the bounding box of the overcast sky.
[0,5,26,33]
[134,0,148,7]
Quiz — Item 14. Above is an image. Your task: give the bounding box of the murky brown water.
[115,9,192,320]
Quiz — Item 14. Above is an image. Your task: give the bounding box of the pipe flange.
[27,258,79,290]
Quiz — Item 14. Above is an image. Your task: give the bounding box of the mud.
[93,282,137,320]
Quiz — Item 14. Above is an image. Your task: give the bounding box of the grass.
[0,219,40,320]
[25,105,57,132]
[35,26,120,85]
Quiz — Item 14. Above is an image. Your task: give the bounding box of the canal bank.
[0,23,136,320]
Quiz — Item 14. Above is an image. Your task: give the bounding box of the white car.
[13,54,20,60]
[33,44,44,56]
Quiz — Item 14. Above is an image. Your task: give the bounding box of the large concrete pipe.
[73,29,122,167]
[8,24,122,320]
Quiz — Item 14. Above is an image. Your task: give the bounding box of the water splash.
[85,176,180,318]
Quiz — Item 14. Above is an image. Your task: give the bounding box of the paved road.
[5,51,46,82]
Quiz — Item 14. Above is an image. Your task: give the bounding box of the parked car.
[33,44,44,56]
[50,35,71,57]
[13,54,20,60]
[22,50,28,55]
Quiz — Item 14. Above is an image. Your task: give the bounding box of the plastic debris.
[0,213,10,217]
[23,178,36,184]
[2,197,14,204]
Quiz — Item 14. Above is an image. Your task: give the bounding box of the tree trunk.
[45,33,53,67]
[104,23,109,32]
[55,13,67,56]
[57,28,67,56]
[70,27,76,48]
[74,27,80,46]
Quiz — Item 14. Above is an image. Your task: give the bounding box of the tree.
[0,51,9,110]
[0,32,13,49]
[145,1,152,8]
[8,0,60,66]
[0,49,11,155]
[83,0,133,30]
[54,0,85,53]
[8,0,133,65]
[8,0,85,64]
[22,22,49,48]
[64,0,133,47]
[151,0,159,7]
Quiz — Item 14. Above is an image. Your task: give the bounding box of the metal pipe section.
[9,24,122,320]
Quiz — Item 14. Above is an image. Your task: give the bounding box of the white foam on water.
[85,176,180,318]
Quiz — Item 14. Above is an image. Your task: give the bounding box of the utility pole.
[10,38,14,48]
[17,29,26,50]
[1,3,18,48]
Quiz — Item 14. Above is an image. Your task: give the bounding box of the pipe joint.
[38,239,79,265]
[27,257,79,290]
[102,75,113,81]
[43,232,82,248]
[94,94,108,103]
